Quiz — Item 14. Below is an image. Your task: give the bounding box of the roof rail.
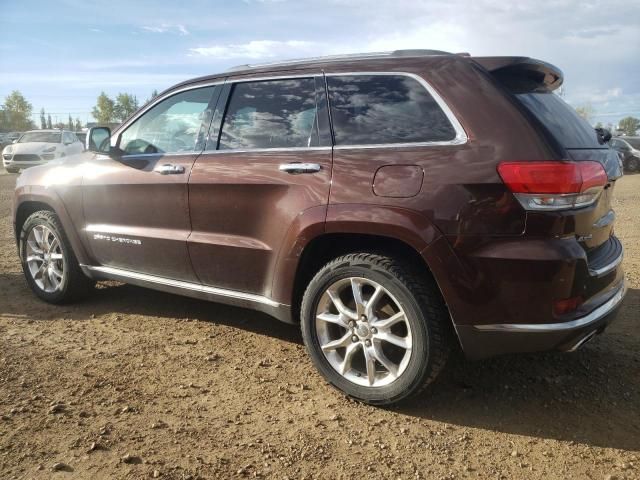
[227,49,454,72]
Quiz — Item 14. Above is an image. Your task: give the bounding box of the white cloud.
[142,23,189,36]
[189,40,317,59]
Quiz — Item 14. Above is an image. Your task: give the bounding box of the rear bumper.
[456,280,626,360]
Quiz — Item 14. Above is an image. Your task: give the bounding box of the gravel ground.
[0,171,638,480]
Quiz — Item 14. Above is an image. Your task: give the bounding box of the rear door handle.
[154,164,185,175]
[278,163,321,174]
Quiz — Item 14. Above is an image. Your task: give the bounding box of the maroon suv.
[13,50,626,404]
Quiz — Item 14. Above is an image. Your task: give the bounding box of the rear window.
[515,92,602,149]
[218,78,318,150]
[327,75,456,146]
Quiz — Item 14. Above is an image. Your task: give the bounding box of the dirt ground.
[0,172,638,480]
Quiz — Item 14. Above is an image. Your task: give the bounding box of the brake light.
[498,161,607,211]
[553,296,583,316]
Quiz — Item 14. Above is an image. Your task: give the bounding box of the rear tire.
[19,210,94,303]
[300,253,450,405]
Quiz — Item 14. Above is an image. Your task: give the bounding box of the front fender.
[14,178,90,266]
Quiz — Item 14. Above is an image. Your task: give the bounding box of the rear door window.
[217,78,319,150]
[326,74,457,146]
[515,92,602,149]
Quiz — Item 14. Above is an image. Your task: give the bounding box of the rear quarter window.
[515,92,602,149]
[327,74,457,146]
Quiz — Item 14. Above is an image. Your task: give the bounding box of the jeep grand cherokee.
[13,50,626,404]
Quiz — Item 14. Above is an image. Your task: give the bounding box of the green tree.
[145,89,159,104]
[47,114,52,129]
[40,108,47,129]
[92,92,115,124]
[575,104,595,123]
[618,116,640,136]
[2,90,34,131]
[68,114,74,130]
[75,118,82,131]
[113,93,139,122]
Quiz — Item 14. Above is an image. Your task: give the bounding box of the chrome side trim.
[325,71,468,147]
[589,250,623,277]
[474,282,626,333]
[203,146,332,155]
[81,265,281,308]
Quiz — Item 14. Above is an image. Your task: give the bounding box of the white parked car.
[2,130,83,173]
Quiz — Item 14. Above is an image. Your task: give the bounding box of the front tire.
[19,210,94,303]
[627,156,639,172]
[300,253,450,405]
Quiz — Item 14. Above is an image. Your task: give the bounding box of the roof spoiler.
[472,56,563,92]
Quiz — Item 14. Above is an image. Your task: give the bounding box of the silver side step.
[80,265,293,324]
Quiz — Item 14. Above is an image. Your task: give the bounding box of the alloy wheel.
[25,224,65,293]
[315,277,413,387]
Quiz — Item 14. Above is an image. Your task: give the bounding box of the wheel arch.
[14,193,91,266]
[289,233,452,326]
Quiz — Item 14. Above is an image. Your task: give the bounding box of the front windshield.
[18,132,62,143]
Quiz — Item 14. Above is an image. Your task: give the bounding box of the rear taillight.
[497,161,607,211]
[553,296,583,316]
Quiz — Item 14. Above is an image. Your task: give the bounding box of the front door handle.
[278,163,321,174]
[154,164,185,175]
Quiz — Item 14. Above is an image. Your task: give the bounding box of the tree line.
[1,89,638,136]
[0,89,159,132]
[574,104,639,135]
[92,90,158,124]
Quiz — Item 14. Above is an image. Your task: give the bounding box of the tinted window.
[516,93,602,149]
[218,78,318,150]
[327,75,456,145]
[119,86,216,155]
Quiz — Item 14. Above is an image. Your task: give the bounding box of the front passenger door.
[82,85,220,281]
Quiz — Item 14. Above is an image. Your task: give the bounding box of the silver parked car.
[2,130,83,173]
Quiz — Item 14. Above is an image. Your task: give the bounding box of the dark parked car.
[13,50,625,404]
[610,137,640,172]
[0,131,22,151]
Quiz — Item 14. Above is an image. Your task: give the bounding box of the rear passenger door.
[188,73,332,298]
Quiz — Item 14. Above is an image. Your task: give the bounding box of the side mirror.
[86,127,111,153]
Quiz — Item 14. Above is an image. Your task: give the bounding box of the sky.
[0,0,639,127]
